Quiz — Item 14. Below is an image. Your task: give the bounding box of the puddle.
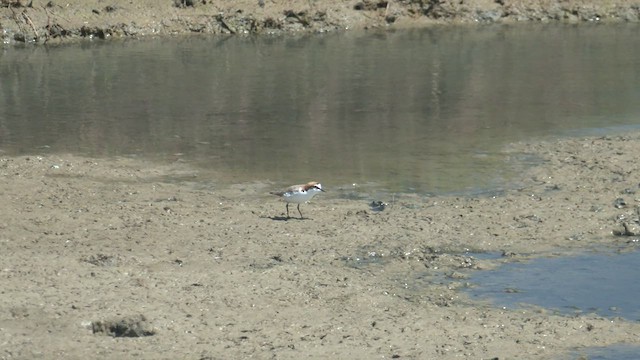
[569,344,640,360]
[466,249,640,321]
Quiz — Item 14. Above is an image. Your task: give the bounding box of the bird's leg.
[297,204,303,219]
[286,203,290,218]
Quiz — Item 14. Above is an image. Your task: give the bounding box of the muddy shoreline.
[2,0,640,45]
[2,133,640,358]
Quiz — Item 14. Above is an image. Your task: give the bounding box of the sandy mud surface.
[1,0,640,44]
[2,132,640,359]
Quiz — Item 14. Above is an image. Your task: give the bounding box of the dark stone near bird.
[613,197,627,208]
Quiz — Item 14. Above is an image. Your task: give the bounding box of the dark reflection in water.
[1,24,640,193]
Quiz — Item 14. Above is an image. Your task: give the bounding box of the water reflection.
[1,24,640,193]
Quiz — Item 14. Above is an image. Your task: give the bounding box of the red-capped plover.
[270,181,324,219]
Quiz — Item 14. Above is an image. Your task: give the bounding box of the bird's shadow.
[266,215,310,221]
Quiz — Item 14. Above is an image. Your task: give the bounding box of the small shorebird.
[270,181,325,219]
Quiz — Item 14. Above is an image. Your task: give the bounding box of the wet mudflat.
[3,133,640,358]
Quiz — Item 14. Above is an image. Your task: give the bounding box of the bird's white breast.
[283,189,319,204]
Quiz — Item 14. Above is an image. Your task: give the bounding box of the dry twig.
[21,10,39,41]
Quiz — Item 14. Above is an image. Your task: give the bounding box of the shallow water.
[571,344,640,360]
[466,249,640,321]
[467,248,640,358]
[1,24,640,193]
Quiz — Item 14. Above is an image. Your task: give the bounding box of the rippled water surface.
[1,24,640,193]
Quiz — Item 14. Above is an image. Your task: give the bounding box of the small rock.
[14,32,26,42]
[447,271,468,280]
[476,9,503,22]
[613,197,627,209]
[370,200,387,212]
[567,234,584,241]
[622,221,640,236]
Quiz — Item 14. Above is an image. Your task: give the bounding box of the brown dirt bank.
[2,131,640,359]
[1,0,640,44]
